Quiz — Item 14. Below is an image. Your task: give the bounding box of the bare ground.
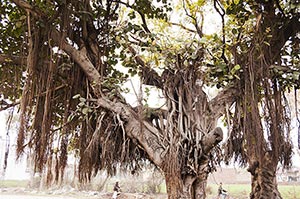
[0,188,167,199]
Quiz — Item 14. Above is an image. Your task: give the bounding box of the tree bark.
[165,174,199,199]
[164,158,209,199]
[248,154,282,199]
[192,159,209,199]
[165,174,187,199]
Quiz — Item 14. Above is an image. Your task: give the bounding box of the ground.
[1,183,299,199]
[0,187,167,199]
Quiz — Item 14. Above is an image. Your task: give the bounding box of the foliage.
[0,0,26,102]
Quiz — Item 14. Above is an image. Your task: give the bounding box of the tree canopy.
[0,0,300,198]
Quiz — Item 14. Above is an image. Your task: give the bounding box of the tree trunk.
[192,159,209,199]
[164,159,209,199]
[165,174,204,199]
[164,174,193,199]
[248,155,282,199]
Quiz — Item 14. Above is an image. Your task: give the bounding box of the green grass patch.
[206,184,300,199]
[0,180,29,188]
[279,185,300,199]
[207,183,250,198]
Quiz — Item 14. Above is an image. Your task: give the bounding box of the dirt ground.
[0,188,167,199]
[0,194,75,199]
[0,193,167,199]
[0,187,241,199]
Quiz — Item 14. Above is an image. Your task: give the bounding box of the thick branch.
[270,15,300,62]
[10,0,101,93]
[209,86,238,119]
[202,127,223,153]
[50,30,102,96]
[97,97,164,166]
[46,14,164,167]
[51,31,164,167]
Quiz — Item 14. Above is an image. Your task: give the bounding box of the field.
[206,184,300,199]
[1,180,300,199]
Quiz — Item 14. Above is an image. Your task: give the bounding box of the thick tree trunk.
[165,174,208,199]
[248,155,282,199]
[164,159,209,199]
[192,159,209,199]
[164,174,193,199]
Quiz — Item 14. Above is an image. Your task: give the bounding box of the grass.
[0,180,29,188]
[279,185,300,199]
[149,182,300,199]
[207,183,300,199]
[207,183,250,199]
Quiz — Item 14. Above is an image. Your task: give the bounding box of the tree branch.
[169,22,197,33]
[182,0,203,38]
[270,15,300,62]
[51,28,165,167]
[0,100,20,111]
[213,0,228,64]
[50,30,103,96]
[97,97,164,166]
[209,86,238,119]
[202,127,223,153]
[112,0,151,34]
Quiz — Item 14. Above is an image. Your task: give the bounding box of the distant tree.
[0,0,299,199]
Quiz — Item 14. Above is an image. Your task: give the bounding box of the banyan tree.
[0,0,299,199]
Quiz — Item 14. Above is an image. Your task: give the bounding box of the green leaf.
[232,28,238,35]
[15,21,22,28]
[196,0,205,7]
[233,0,240,5]
[233,64,241,71]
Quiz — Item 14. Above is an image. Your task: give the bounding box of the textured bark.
[165,174,187,199]
[164,158,209,199]
[202,127,223,153]
[192,159,209,199]
[249,154,282,199]
[165,174,204,199]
